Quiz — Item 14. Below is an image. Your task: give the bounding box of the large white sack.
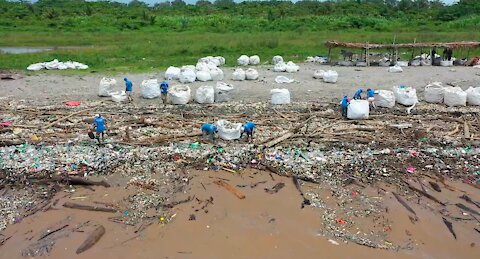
[271,89,291,105]
[323,70,338,83]
[99,77,117,97]
[424,82,444,103]
[249,55,260,65]
[275,76,294,84]
[111,91,127,103]
[232,68,246,81]
[209,67,224,81]
[179,69,196,83]
[396,61,409,67]
[195,85,215,104]
[141,79,161,99]
[181,65,196,72]
[216,120,242,140]
[273,62,287,72]
[215,56,225,66]
[272,56,284,65]
[198,56,212,64]
[196,62,210,72]
[444,87,467,107]
[388,65,403,73]
[27,63,44,71]
[237,55,250,66]
[245,68,259,80]
[313,70,325,79]
[347,100,370,120]
[45,59,60,70]
[169,85,191,105]
[215,82,235,102]
[393,85,418,106]
[72,61,88,69]
[440,60,453,67]
[465,87,480,106]
[375,90,396,108]
[196,70,212,82]
[165,66,181,80]
[285,61,300,73]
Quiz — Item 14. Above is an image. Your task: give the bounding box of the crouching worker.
[353,88,363,100]
[367,88,376,110]
[93,114,107,144]
[241,121,256,142]
[160,80,169,105]
[340,96,350,118]
[201,123,217,142]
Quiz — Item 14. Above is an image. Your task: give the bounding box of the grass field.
[1,30,480,73]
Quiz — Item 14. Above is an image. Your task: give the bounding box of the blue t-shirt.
[367,89,375,98]
[94,117,106,133]
[341,97,350,108]
[353,89,363,99]
[160,82,169,95]
[125,80,133,92]
[243,122,256,133]
[201,123,217,134]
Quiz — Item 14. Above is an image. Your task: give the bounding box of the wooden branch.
[76,225,106,254]
[63,202,117,213]
[214,180,245,199]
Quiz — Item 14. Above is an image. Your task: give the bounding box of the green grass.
[1,30,480,73]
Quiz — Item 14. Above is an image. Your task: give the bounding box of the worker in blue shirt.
[160,80,169,105]
[353,89,363,100]
[201,123,217,142]
[93,114,107,143]
[340,96,350,118]
[366,88,376,109]
[124,77,133,102]
[241,122,256,142]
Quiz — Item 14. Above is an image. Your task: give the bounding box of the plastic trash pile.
[27,59,88,71]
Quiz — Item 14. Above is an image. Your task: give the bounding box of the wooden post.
[366,42,370,66]
[327,47,332,64]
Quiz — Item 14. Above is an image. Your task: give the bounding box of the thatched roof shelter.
[325,41,480,50]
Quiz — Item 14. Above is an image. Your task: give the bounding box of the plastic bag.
[271,89,290,104]
[181,65,196,72]
[465,87,480,106]
[165,66,181,80]
[375,90,396,108]
[215,56,225,66]
[396,61,408,67]
[169,85,191,104]
[196,70,212,82]
[424,82,444,103]
[245,68,259,80]
[440,60,453,67]
[444,86,467,107]
[323,70,338,83]
[232,68,246,81]
[275,76,294,84]
[98,77,117,97]
[237,55,250,66]
[388,65,403,73]
[272,56,284,65]
[27,63,44,71]
[249,55,260,65]
[195,85,215,104]
[179,69,196,83]
[196,62,210,72]
[313,70,325,79]
[216,120,242,140]
[209,67,224,81]
[393,85,418,106]
[285,61,299,73]
[141,79,160,99]
[111,91,127,103]
[273,62,287,72]
[215,82,235,102]
[347,100,369,120]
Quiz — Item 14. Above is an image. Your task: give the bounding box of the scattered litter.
[275,76,294,84]
[65,101,81,107]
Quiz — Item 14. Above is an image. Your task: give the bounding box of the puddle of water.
[0,47,53,54]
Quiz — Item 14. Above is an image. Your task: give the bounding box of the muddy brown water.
[1,170,479,258]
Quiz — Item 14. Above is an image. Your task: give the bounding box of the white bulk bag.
[375,90,396,108]
[111,91,127,103]
[27,63,44,71]
[196,62,210,72]
[273,62,287,72]
[424,82,444,103]
[196,70,212,82]
[165,66,181,80]
[249,55,260,65]
[323,70,338,83]
[232,68,246,81]
[440,60,453,67]
[444,87,467,107]
[395,61,409,67]
[347,100,370,120]
[245,68,259,80]
[179,69,196,83]
[216,120,242,140]
[169,85,191,105]
[237,55,250,66]
[393,85,418,106]
[465,87,480,106]
[209,67,224,81]
[271,89,291,105]
[275,76,294,84]
[195,85,215,104]
[285,61,300,73]
[272,56,284,65]
[98,77,117,97]
[215,82,235,102]
[141,79,160,99]
[388,65,403,73]
[313,70,325,79]
[181,65,196,72]
[215,56,225,66]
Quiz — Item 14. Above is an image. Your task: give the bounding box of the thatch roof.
[325,41,480,49]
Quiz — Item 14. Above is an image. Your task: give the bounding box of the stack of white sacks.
[164,56,225,83]
[424,82,479,106]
